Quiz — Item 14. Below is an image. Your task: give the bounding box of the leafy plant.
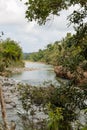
[47,103,63,130]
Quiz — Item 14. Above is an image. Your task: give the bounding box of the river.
[11,61,59,86]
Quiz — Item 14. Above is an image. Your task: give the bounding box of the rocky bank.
[0,76,22,129]
[54,65,87,84]
[0,76,48,130]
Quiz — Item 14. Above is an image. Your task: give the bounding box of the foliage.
[0,38,24,72]
[18,82,87,130]
[2,38,23,62]
[25,32,87,86]
[24,41,61,65]
[47,104,63,130]
[18,84,51,130]
[81,126,87,130]
[22,0,87,48]
[18,84,55,111]
[25,33,87,70]
[22,0,87,72]
[23,0,87,26]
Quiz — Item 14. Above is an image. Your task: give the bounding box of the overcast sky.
[0,0,77,53]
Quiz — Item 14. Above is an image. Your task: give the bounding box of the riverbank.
[0,76,21,129]
[0,61,53,77]
[7,67,39,74]
[0,75,48,130]
[5,61,47,75]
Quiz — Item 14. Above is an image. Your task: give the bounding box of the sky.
[0,0,78,53]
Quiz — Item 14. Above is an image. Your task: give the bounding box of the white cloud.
[0,0,26,24]
[0,0,76,52]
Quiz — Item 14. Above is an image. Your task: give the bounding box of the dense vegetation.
[18,81,87,130]
[24,32,87,70]
[0,38,24,74]
[24,33,71,64]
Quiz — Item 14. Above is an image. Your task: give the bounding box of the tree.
[22,0,87,64]
[24,0,87,26]
[0,38,24,71]
[22,0,87,49]
[2,38,23,61]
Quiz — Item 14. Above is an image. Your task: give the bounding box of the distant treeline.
[24,33,87,71]
[0,38,24,72]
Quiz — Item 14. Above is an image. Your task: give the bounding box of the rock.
[10,102,16,108]
[6,104,13,109]
[0,124,3,130]
[54,66,65,78]
[10,120,16,130]
[67,71,74,79]
[54,65,87,85]
[54,66,74,79]
[0,75,22,129]
[5,98,12,104]
[83,71,87,78]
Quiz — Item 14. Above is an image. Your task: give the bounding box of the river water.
[11,61,59,86]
